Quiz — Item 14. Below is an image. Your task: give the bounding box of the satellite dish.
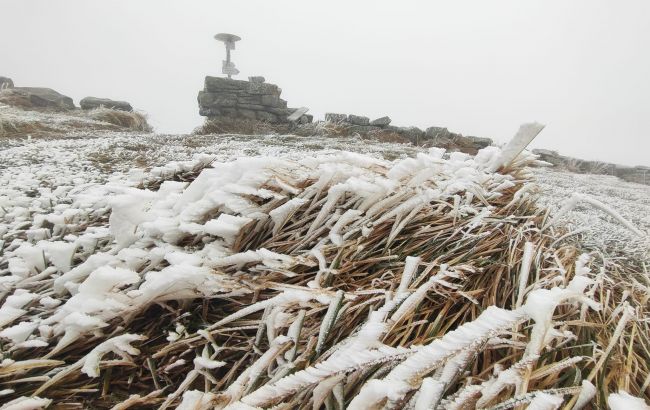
[214,33,241,49]
[214,33,242,78]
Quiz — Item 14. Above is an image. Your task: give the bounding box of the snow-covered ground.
[1,131,648,407]
[1,132,647,260]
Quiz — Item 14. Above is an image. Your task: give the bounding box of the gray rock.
[464,136,493,149]
[400,126,424,143]
[0,76,13,90]
[370,116,391,127]
[425,126,451,140]
[198,91,238,109]
[205,76,249,92]
[80,96,133,112]
[325,113,347,123]
[248,76,265,83]
[348,114,370,126]
[0,87,74,110]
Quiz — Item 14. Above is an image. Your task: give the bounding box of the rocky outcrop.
[80,97,133,112]
[0,76,13,90]
[321,112,493,152]
[0,87,75,111]
[533,149,649,185]
[370,116,391,126]
[348,114,370,126]
[198,76,311,123]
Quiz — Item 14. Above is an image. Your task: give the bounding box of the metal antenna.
[214,33,241,79]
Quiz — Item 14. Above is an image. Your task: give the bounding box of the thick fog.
[1,0,648,166]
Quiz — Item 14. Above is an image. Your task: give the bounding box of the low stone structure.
[0,87,75,111]
[322,112,493,151]
[533,149,649,185]
[80,97,133,112]
[198,76,311,123]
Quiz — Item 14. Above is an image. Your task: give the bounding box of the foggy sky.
[1,0,649,166]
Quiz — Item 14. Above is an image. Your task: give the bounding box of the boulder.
[370,116,391,127]
[400,126,425,143]
[0,87,74,110]
[348,115,370,126]
[80,96,133,112]
[425,126,451,140]
[325,113,347,123]
[465,136,493,149]
[248,76,265,83]
[0,76,13,90]
[298,114,313,124]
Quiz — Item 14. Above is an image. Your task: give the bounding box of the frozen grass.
[0,103,151,137]
[0,132,648,408]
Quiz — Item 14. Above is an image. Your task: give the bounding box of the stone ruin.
[197,76,312,124]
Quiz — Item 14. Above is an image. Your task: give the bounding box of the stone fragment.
[370,116,391,127]
[287,107,309,122]
[325,113,347,123]
[80,96,133,112]
[347,114,370,126]
[248,76,265,83]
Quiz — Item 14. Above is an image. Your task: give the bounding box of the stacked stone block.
[198,76,311,123]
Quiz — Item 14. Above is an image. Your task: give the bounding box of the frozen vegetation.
[0,130,648,409]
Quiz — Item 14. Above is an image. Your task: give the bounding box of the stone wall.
[198,76,312,124]
[324,112,493,152]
